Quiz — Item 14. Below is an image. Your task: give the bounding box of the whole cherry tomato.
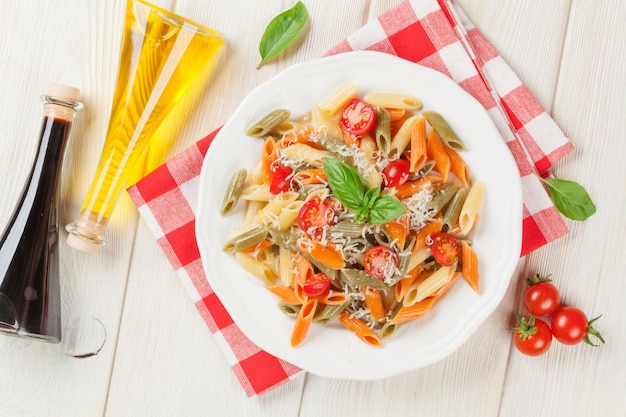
[382,159,411,187]
[427,232,459,267]
[269,163,293,194]
[512,314,553,356]
[339,98,376,135]
[364,246,399,281]
[551,307,605,346]
[297,197,337,242]
[303,272,331,297]
[523,274,560,316]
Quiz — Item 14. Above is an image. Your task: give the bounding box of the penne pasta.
[422,110,465,151]
[362,286,387,322]
[290,298,318,347]
[312,104,343,140]
[220,168,247,215]
[247,109,291,137]
[459,181,484,235]
[363,92,423,110]
[409,117,427,172]
[234,251,276,283]
[426,128,451,182]
[317,83,359,116]
[338,311,383,348]
[461,241,479,293]
[389,115,419,158]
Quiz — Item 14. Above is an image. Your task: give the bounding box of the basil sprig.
[539,176,596,221]
[324,158,406,224]
[257,1,308,69]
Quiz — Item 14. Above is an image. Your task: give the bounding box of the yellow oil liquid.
[80,0,223,224]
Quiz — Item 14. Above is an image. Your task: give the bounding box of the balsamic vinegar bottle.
[0,84,82,343]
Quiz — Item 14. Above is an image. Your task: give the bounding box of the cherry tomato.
[303,272,331,297]
[524,280,560,317]
[512,315,553,356]
[427,232,459,266]
[364,246,399,281]
[339,98,376,135]
[269,163,293,194]
[297,197,337,242]
[551,307,605,346]
[382,159,411,187]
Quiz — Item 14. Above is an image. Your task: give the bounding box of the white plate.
[196,51,522,380]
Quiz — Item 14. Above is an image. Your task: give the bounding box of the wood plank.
[500,1,626,416]
[0,1,139,416]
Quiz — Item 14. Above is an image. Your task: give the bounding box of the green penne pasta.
[220,168,247,215]
[426,183,458,215]
[375,106,392,155]
[246,109,291,137]
[331,221,367,238]
[442,188,467,232]
[422,110,465,151]
[380,321,401,340]
[278,302,300,318]
[313,302,348,324]
[267,227,300,252]
[316,135,355,164]
[222,224,268,254]
[340,268,388,290]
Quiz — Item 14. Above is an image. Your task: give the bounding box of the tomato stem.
[524,273,553,286]
[511,314,538,341]
[584,314,606,346]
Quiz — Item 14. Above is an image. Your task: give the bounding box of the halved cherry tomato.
[303,272,331,297]
[512,314,552,356]
[427,232,459,266]
[339,98,376,135]
[269,163,293,194]
[382,159,411,187]
[297,197,337,242]
[364,246,399,281]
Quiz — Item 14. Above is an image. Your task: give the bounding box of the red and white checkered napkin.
[128,0,573,397]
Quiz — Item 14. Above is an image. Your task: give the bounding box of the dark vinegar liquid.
[0,116,70,340]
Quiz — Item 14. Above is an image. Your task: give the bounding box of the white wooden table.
[1,1,625,416]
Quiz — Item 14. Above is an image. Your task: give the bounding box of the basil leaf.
[324,158,368,210]
[363,187,380,210]
[257,1,308,69]
[540,177,596,221]
[367,195,406,225]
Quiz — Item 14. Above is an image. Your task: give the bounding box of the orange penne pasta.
[292,252,313,287]
[261,137,277,186]
[384,215,409,249]
[445,146,470,188]
[342,129,361,147]
[393,174,441,199]
[389,297,436,324]
[409,117,427,172]
[298,239,346,270]
[338,311,383,348]
[412,217,443,253]
[241,239,273,254]
[362,287,387,322]
[290,299,318,347]
[461,241,479,293]
[265,284,302,306]
[386,107,406,121]
[395,265,421,302]
[317,289,348,305]
[426,129,450,182]
[293,168,327,185]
